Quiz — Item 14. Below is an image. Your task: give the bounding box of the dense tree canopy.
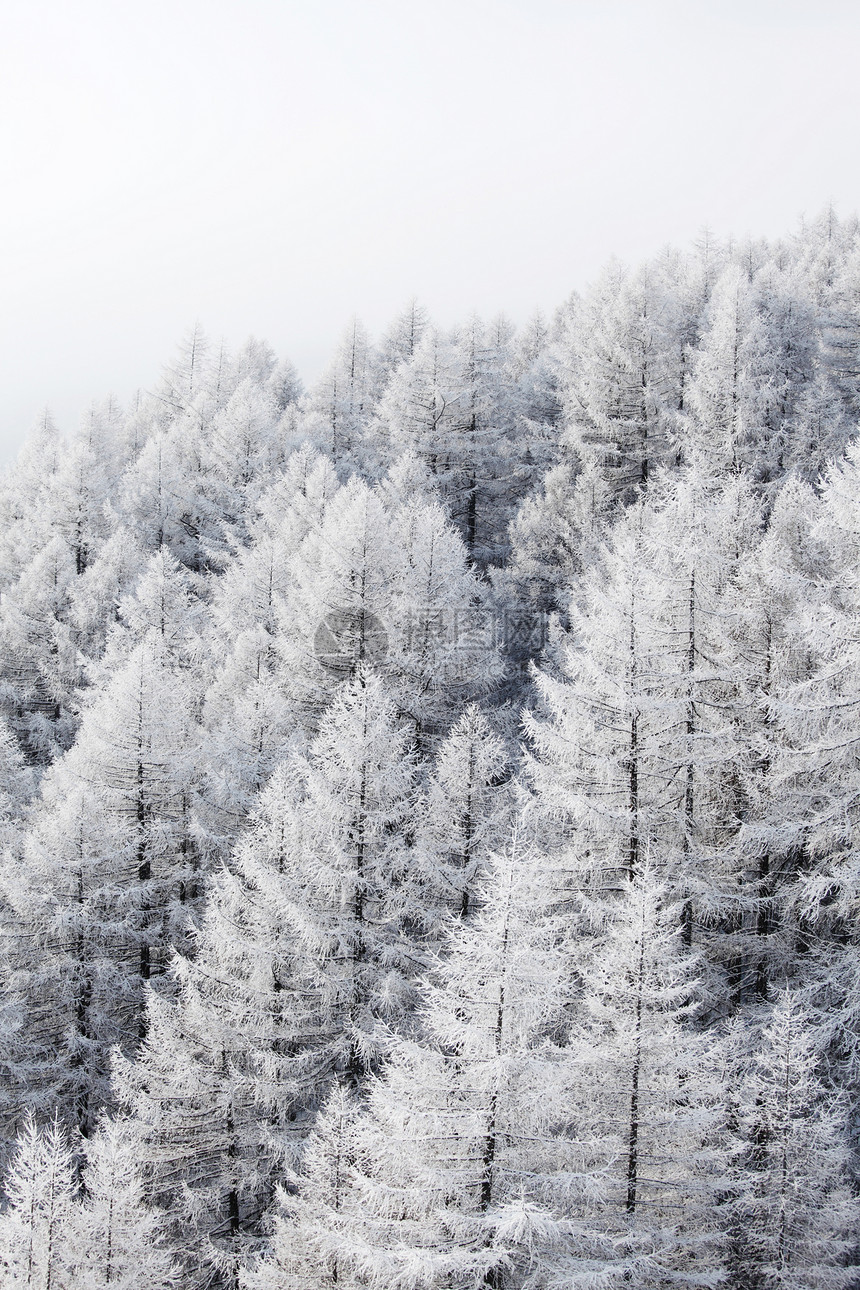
[1,209,860,1288]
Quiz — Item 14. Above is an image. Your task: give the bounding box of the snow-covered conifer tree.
[375,319,522,565]
[561,872,726,1286]
[75,1117,180,1289]
[375,299,430,390]
[769,440,860,1080]
[503,459,611,615]
[0,535,82,761]
[276,477,396,725]
[526,506,679,897]
[2,633,201,1137]
[301,318,379,470]
[0,1115,77,1289]
[250,830,615,1290]
[726,991,859,1289]
[559,259,679,504]
[111,672,421,1278]
[0,412,64,591]
[384,493,504,747]
[239,1081,362,1290]
[419,704,509,918]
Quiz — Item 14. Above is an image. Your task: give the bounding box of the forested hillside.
[1,208,860,1288]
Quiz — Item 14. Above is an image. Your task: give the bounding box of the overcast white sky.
[2,0,859,463]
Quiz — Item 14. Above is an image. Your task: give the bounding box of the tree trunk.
[626,927,645,1215]
[682,569,696,946]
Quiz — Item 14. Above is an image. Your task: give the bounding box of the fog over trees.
[1,209,860,1287]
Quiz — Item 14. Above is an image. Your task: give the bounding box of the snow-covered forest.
[2,208,860,1288]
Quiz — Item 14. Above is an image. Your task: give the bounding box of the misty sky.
[2,0,859,464]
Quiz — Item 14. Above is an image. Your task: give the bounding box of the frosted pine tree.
[638,468,763,964]
[286,671,422,1082]
[244,830,587,1290]
[74,1116,180,1289]
[384,493,504,748]
[526,506,678,898]
[0,411,64,591]
[558,259,679,504]
[116,429,203,566]
[2,632,201,1138]
[111,979,266,1287]
[96,546,207,682]
[0,717,35,850]
[419,704,510,918]
[206,378,286,546]
[771,439,860,1086]
[69,525,148,668]
[198,445,340,853]
[375,320,521,564]
[526,471,765,964]
[209,443,339,650]
[301,317,379,469]
[711,477,829,1007]
[111,672,422,1280]
[197,626,301,863]
[726,991,859,1289]
[240,1081,363,1290]
[562,871,726,1286]
[683,261,821,490]
[0,535,82,761]
[0,1115,77,1290]
[503,460,611,616]
[258,829,619,1290]
[276,478,397,726]
[0,775,128,1137]
[375,299,430,389]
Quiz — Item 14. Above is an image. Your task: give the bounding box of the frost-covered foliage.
[1,211,860,1287]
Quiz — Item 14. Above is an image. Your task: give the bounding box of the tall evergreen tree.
[75,1116,180,1289]
[249,830,616,1290]
[0,1115,77,1290]
[111,673,422,1280]
[725,992,859,1289]
[2,634,200,1137]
